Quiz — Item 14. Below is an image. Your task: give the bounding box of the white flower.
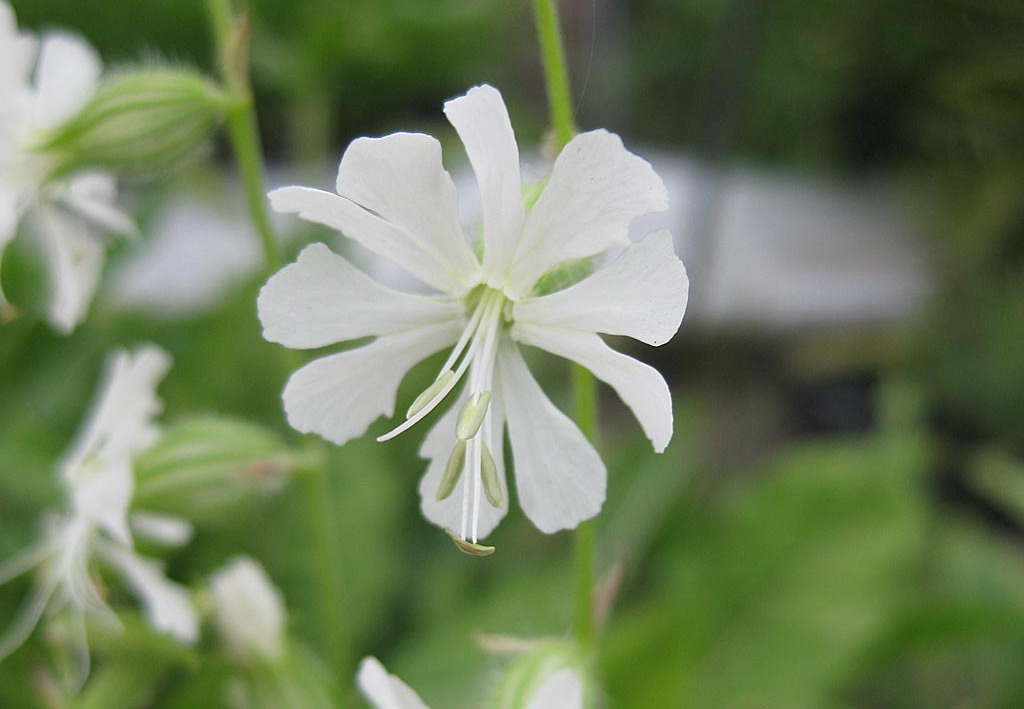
[0,1,134,333]
[209,556,286,663]
[0,345,198,679]
[259,84,688,550]
[356,657,582,709]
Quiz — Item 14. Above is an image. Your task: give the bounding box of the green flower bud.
[133,417,300,525]
[40,69,226,176]
[488,640,587,709]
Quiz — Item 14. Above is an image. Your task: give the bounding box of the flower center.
[376,287,509,547]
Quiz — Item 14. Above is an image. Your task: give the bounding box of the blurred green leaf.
[601,427,929,709]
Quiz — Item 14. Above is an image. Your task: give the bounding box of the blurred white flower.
[260,84,687,552]
[0,1,134,333]
[357,657,583,709]
[209,556,285,663]
[0,345,198,680]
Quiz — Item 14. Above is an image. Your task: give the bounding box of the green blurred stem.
[533,0,598,665]
[205,0,281,274]
[571,365,598,651]
[204,0,348,698]
[224,99,281,273]
[532,0,576,148]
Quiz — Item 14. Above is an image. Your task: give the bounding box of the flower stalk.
[203,0,348,700]
[532,0,599,660]
[205,0,281,274]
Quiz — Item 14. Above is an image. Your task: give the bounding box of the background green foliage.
[3,0,1024,707]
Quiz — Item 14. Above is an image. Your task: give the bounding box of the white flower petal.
[514,230,688,346]
[0,3,36,103]
[258,242,461,349]
[102,545,198,644]
[495,339,605,534]
[209,557,285,662]
[0,574,60,662]
[356,657,431,709]
[417,392,508,539]
[512,323,673,453]
[443,85,524,281]
[283,321,462,446]
[505,130,668,298]
[269,186,465,295]
[130,512,193,547]
[63,344,171,478]
[32,32,100,130]
[70,458,133,546]
[335,132,479,291]
[35,206,104,334]
[527,669,584,709]
[63,173,136,236]
[0,187,19,254]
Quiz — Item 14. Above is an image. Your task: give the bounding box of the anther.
[407,370,455,419]
[455,391,491,440]
[435,440,466,501]
[444,528,495,557]
[481,444,502,508]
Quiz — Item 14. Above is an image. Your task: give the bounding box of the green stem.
[204,0,348,698]
[532,0,576,149]
[224,100,281,273]
[571,364,598,652]
[533,0,598,665]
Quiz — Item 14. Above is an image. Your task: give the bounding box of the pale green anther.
[481,444,502,508]
[407,370,454,419]
[436,440,467,501]
[445,528,495,557]
[455,391,491,440]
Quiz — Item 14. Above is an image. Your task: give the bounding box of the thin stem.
[205,0,280,274]
[225,100,281,273]
[571,364,598,652]
[533,0,600,670]
[533,0,577,150]
[203,0,348,699]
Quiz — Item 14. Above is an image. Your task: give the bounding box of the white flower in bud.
[356,656,583,709]
[0,345,198,683]
[0,1,134,332]
[209,557,285,663]
[259,84,688,553]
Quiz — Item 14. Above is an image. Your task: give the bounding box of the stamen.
[376,292,504,443]
[480,444,502,508]
[435,440,466,501]
[444,528,495,556]
[455,391,491,440]
[407,370,455,419]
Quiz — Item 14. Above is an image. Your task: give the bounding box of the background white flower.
[209,556,286,663]
[0,345,198,679]
[0,1,134,333]
[356,656,583,709]
[259,84,688,551]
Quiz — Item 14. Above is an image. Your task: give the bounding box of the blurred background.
[2,0,1024,706]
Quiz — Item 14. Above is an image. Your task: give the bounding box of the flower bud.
[40,69,226,176]
[209,557,284,663]
[489,641,586,709]
[133,416,298,525]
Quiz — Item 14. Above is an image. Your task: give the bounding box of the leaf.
[601,429,929,709]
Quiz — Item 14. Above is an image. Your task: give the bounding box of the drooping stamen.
[444,528,495,556]
[480,444,502,508]
[455,391,491,440]
[436,440,467,501]
[407,370,455,419]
